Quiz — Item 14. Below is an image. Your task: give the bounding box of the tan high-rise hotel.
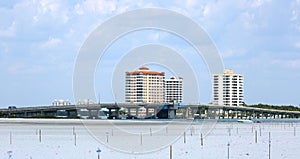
[125,66,183,104]
[125,66,165,103]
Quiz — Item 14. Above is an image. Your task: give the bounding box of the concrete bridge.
[0,103,299,119]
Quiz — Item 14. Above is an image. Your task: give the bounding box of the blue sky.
[1,0,300,107]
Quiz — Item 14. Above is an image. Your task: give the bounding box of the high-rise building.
[212,70,244,106]
[125,66,165,103]
[165,76,183,103]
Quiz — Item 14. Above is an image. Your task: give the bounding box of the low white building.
[52,99,71,106]
[76,99,95,105]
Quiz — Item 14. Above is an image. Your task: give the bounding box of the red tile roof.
[126,66,165,75]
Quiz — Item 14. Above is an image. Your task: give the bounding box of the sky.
[0,0,300,107]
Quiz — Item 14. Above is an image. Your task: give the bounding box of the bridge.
[0,103,300,119]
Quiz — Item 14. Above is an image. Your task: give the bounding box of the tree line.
[246,103,300,111]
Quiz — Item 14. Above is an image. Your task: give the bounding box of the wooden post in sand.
[96,148,101,159]
[74,133,77,146]
[106,132,109,143]
[183,131,186,143]
[255,130,258,143]
[294,126,296,136]
[140,132,143,145]
[39,129,42,143]
[169,145,172,159]
[259,127,262,136]
[200,133,203,146]
[166,127,168,135]
[227,142,230,159]
[9,131,12,144]
[268,132,271,159]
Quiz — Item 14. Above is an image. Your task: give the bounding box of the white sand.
[0,118,299,159]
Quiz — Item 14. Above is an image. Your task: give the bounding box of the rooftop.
[126,66,165,75]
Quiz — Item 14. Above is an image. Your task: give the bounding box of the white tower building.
[212,70,244,106]
[165,76,183,103]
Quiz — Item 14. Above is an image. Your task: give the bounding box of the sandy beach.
[0,118,299,159]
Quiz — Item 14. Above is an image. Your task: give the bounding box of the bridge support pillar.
[96,110,100,119]
[127,108,131,116]
[222,109,225,119]
[135,108,139,116]
[146,108,149,117]
[247,111,251,119]
[230,110,233,119]
[108,109,112,118]
[116,109,120,119]
[191,108,195,118]
[186,108,190,119]
[214,109,217,119]
[88,110,92,119]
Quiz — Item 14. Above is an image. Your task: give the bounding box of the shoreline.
[0,118,299,124]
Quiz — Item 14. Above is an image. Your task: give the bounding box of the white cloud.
[290,0,300,33]
[147,32,169,42]
[184,0,197,9]
[290,9,299,21]
[0,21,16,37]
[8,63,44,75]
[114,5,129,14]
[251,0,271,8]
[74,0,116,15]
[39,0,60,14]
[271,59,300,68]
[0,42,9,55]
[221,49,246,58]
[202,5,210,17]
[295,41,300,48]
[33,0,69,24]
[240,11,257,29]
[296,25,300,31]
[149,32,160,42]
[65,28,75,38]
[40,37,62,48]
